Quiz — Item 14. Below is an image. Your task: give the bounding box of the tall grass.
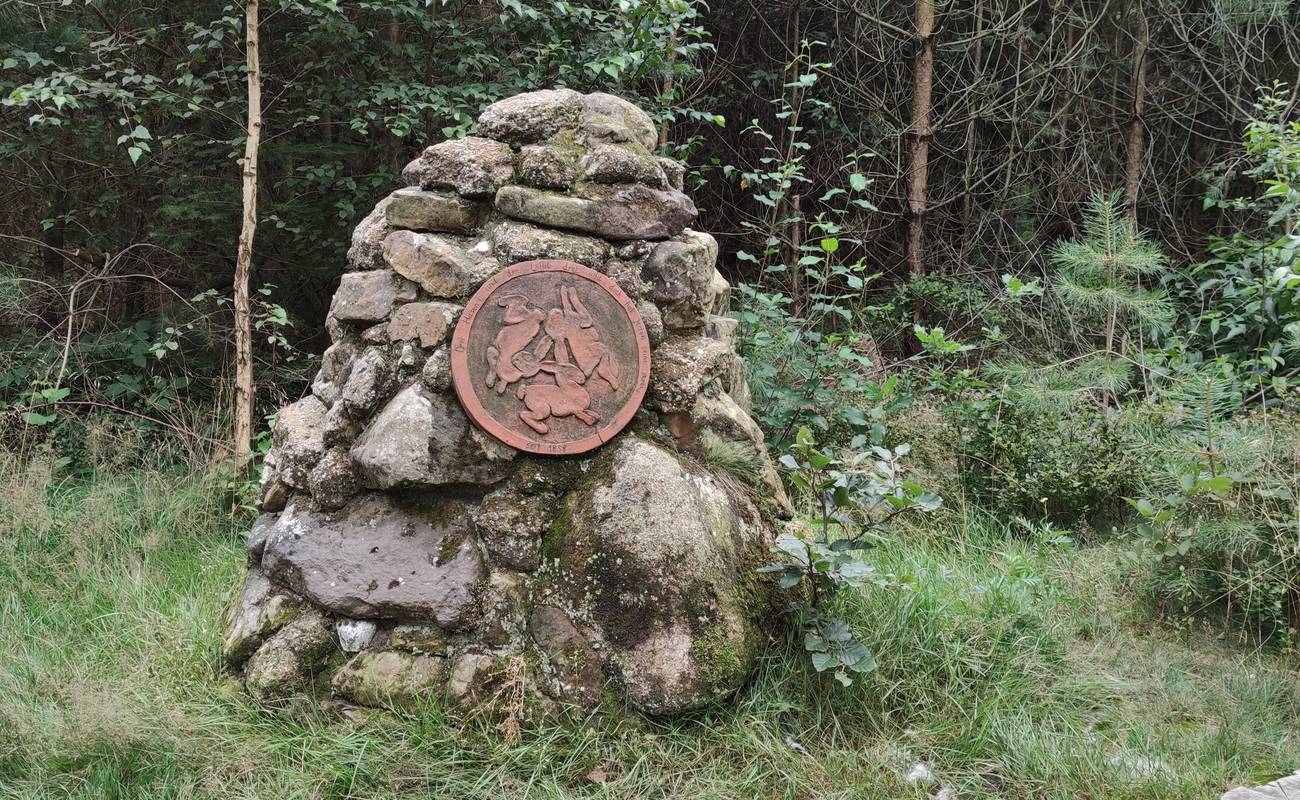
[2,456,1298,798]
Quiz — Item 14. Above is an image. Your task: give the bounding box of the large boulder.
[494,184,696,241]
[542,438,776,714]
[260,493,487,627]
[401,136,513,198]
[350,383,515,488]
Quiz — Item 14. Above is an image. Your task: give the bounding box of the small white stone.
[336,618,378,653]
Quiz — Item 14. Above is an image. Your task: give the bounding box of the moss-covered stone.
[510,456,589,497]
[243,608,336,701]
[331,649,448,711]
[475,488,553,572]
[221,569,303,668]
[545,437,776,714]
[389,623,451,655]
[687,623,746,688]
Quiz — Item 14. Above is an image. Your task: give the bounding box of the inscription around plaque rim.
[450,259,651,455]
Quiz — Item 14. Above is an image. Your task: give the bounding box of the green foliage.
[1126,405,1300,641]
[1166,85,1300,401]
[696,430,763,488]
[913,325,974,357]
[6,455,1300,797]
[953,388,1149,524]
[0,280,307,466]
[727,44,897,449]
[734,283,895,447]
[1049,191,1170,365]
[1,1,710,279]
[0,1,712,470]
[760,426,940,685]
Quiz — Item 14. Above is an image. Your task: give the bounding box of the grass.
[2,455,1299,799]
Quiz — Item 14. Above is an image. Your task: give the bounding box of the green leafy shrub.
[1166,86,1300,402]
[761,426,941,685]
[953,388,1149,524]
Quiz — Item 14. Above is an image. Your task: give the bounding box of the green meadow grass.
[1,456,1298,799]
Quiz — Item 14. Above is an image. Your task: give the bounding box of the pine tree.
[1050,190,1171,398]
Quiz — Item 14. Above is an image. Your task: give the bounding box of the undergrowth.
[2,456,1298,799]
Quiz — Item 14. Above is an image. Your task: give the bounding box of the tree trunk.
[961,7,984,234]
[789,194,803,317]
[657,27,679,149]
[1123,0,1149,224]
[907,0,935,323]
[1053,0,1075,223]
[232,0,261,469]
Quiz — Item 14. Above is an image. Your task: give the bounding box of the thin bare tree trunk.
[658,27,679,149]
[789,193,803,316]
[1123,0,1149,224]
[232,0,261,469]
[907,0,935,322]
[961,7,984,234]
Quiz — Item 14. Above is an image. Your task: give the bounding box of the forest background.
[6,2,1300,798]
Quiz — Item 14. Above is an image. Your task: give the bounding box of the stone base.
[226,437,779,716]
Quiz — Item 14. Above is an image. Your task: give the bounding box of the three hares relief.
[483,285,621,435]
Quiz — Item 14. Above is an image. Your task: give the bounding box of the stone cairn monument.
[222,89,793,716]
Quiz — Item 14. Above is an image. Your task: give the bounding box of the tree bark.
[961,7,984,234]
[657,27,679,149]
[907,0,935,322]
[1123,0,1149,224]
[232,0,261,469]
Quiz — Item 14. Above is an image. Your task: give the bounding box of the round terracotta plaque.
[450,259,651,455]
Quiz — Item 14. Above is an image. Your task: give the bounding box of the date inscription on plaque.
[450,259,651,455]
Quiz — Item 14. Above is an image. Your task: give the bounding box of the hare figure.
[515,362,600,435]
[485,294,545,394]
[543,285,620,391]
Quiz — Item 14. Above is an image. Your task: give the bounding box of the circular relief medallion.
[450,259,651,455]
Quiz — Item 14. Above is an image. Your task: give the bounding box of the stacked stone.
[223,89,792,717]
